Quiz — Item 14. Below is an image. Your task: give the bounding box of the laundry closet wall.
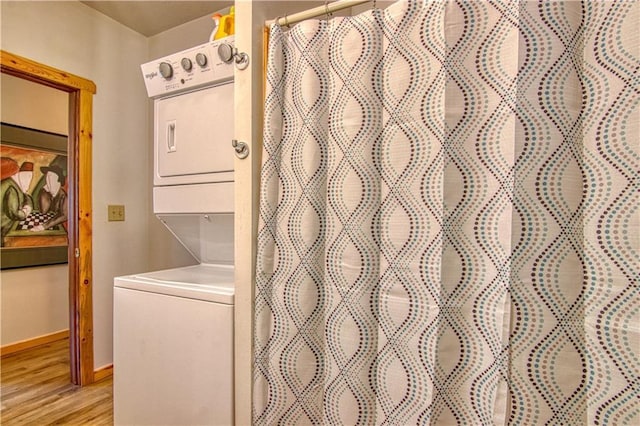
[145,12,219,272]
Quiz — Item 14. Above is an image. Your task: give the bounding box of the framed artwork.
[1,123,68,269]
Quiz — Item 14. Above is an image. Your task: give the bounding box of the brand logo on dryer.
[145,71,158,80]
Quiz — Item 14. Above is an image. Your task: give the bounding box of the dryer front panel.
[154,81,234,186]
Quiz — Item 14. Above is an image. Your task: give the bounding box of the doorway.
[1,50,96,385]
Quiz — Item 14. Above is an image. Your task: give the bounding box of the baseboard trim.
[1,329,70,357]
[94,363,113,382]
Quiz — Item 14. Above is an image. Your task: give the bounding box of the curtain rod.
[265,0,370,27]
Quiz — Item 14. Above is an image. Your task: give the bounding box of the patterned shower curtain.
[254,1,638,424]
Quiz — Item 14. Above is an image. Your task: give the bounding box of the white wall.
[148,12,220,59]
[1,73,68,134]
[1,266,69,344]
[1,0,150,368]
[0,74,69,346]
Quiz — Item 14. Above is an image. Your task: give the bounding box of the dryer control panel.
[141,36,235,98]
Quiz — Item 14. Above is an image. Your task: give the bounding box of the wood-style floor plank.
[0,338,113,425]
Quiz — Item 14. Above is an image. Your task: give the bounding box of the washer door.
[114,286,234,425]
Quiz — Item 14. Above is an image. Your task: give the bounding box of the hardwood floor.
[1,338,113,425]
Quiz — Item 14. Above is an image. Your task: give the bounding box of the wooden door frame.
[1,50,96,386]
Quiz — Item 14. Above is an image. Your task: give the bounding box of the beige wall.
[0,0,236,370]
[0,74,69,346]
[1,266,69,345]
[1,0,150,368]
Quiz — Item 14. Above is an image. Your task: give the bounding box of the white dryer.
[114,36,237,426]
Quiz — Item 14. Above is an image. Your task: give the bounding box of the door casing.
[1,50,96,385]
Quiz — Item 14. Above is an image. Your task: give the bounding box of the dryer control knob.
[195,53,208,67]
[159,62,173,79]
[218,43,235,64]
[181,57,193,71]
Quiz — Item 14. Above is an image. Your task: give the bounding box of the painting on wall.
[1,123,68,269]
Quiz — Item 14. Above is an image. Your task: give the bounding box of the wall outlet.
[108,205,125,222]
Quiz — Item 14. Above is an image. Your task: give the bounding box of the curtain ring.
[324,1,332,20]
[275,15,289,28]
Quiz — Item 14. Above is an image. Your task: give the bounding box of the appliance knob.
[159,62,173,79]
[217,43,235,64]
[181,57,193,71]
[195,53,208,67]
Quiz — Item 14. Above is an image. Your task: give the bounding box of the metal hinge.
[75,248,80,258]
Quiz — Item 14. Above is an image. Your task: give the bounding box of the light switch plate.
[108,205,125,221]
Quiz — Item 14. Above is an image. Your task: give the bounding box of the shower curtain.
[254,1,639,424]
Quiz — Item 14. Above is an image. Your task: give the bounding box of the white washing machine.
[114,264,234,426]
[114,36,237,425]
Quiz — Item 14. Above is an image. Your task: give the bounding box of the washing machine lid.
[114,264,234,304]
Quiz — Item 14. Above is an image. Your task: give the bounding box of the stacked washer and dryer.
[114,36,237,425]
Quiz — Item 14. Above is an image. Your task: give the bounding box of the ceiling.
[80,1,232,37]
